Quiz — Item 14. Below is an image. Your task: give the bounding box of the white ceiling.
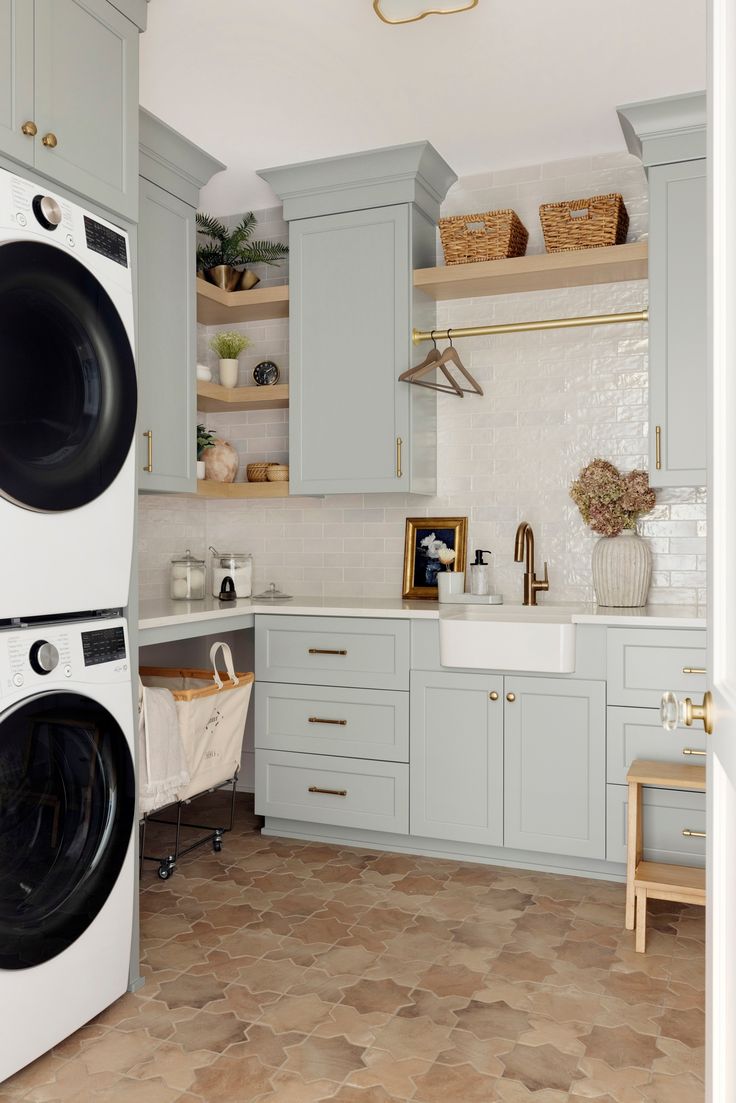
[140,0,706,214]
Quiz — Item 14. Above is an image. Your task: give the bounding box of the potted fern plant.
[196,211,288,291]
[196,424,215,479]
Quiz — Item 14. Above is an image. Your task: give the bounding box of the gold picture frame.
[402,517,468,599]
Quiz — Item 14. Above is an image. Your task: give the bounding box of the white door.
[707,2,736,1097]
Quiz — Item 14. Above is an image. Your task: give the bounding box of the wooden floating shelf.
[197,382,289,412]
[196,479,289,499]
[413,242,648,301]
[196,280,289,325]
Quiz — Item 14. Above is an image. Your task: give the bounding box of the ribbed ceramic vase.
[591,529,652,607]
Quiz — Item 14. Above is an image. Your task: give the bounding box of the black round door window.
[0,241,137,512]
[0,692,135,969]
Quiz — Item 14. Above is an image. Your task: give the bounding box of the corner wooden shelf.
[413,241,648,301]
[196,480,289,499]
[197,382,289,412]
[196,280,289,325]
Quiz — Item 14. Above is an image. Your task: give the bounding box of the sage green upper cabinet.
[0,0,144,221]
[618,92,707,488]
[137,110,224,494]
[259,143,457,495]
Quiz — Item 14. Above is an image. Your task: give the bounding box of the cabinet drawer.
[255,749,409,833]
[607,628,706,707]
[606,783,706,866]
[607,705,707,784]
[255,683,409,762]
[255,616,410,690]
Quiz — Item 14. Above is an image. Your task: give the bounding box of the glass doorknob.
[661,690,680,731]
[661,690,714,735]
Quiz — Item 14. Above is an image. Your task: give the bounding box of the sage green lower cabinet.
[0,0,33,169]
[410,671,503,846]
[504,677,606,859]
[607,704,704,784]
[606,783,706,867]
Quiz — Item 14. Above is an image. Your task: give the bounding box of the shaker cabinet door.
[289,205,411,495]
[137,178,196,492]
[504,677,606,859]
[0,0,34,168]
[410,671,504,846]
[648,158,707,487]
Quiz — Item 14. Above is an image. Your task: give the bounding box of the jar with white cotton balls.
[210,549,252,599]
[170,549,206,600]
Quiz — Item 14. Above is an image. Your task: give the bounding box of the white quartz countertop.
[138,596,706,632]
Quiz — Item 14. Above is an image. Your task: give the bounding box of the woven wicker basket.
[539,193,629,253]
[246,462,276,483]
[439,209,529,265]
[266,464,289,482]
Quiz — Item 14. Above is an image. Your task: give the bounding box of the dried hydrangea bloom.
[570,457,656,537]
[620,469,656,514]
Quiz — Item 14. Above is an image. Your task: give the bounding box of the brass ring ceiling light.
[373,0,478,24]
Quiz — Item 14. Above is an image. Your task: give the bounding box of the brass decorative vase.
[592,529,652,607]
[205,264,240,291]
[238,269,261,290]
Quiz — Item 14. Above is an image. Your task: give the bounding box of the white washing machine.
[0,615,135,1082]
[0,168,137,620]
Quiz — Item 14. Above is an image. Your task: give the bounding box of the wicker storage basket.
[539,193,629,253]
[246,462,276,482]
[266,464,289,482]
[439,209,529,265]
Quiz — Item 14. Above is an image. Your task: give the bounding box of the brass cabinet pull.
[308,785,347,797]
[143,429,153,472]
[682,747,707,756]
[506,692,516,703]
[681,691,714,735]
[21,121,37,136]
[308,716,347,726]
[396,436,403,478]
[489,691,499,701]
[682,828,706,838]
[41,132,58,148]
[655,425,662,470]
[683,667,706,675]
[308,648,347,656]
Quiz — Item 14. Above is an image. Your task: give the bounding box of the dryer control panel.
[0,617,129,697]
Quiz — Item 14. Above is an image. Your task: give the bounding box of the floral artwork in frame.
[402,517,468,599]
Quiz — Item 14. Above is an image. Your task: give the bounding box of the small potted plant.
[195,211,288,291]
[196,424,215,480]
[570,458,656,607]
[209,331,251,388]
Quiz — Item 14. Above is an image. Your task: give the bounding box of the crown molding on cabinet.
[140,108,225,205]
[618,91,706,167]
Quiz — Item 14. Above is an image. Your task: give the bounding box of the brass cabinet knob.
[506,692,516,703]
[21,121,37,137]
[41,132,58,148]
[489,691,499,701]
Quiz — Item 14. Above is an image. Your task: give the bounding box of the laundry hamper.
[139,642,253,878]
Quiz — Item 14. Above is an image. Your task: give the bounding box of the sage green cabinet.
[410,670,503,846]
[504,677,606,859]
[0,0,143,220]
[137,111,223,493]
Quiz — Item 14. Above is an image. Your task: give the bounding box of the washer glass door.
[0,241,137,511]
[0,691,135,969]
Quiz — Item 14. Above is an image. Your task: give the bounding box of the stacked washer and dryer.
[0,167,138,1081]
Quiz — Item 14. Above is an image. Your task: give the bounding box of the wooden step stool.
[626,759,706,952]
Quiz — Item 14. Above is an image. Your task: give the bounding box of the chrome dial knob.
[29,640,60,675]
[32,194,62,230]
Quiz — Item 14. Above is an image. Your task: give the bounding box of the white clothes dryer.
[0,615,135,1082]
[0,168,137,620]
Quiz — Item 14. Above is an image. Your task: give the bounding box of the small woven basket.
[246,462,276,482]
[266,464,289,482]
[539,193,629,253]
[439,209,529,265]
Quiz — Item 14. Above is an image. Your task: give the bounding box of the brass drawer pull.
[682,828,706,838]
[308,716,347,726]
[308,785,347,797]
[655,425,662,470]
[396,436,403,478]
[682,747,706,756]
[143,429,153,472]
[308,648,347,656]
[683,667,706,675]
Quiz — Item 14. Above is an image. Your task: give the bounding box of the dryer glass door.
[0,691,135,969]
[0,241,137,512]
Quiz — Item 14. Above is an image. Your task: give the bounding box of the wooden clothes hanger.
[399,330,483,397]
[434,331,483,396]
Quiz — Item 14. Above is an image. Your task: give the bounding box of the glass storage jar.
[210,550,253,598]
[170,549,206,600]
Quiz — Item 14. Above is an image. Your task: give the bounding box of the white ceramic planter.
[591,529,652,607]
[218,358,239,388]
[196,460,206,479]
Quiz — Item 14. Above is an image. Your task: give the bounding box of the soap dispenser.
[468,550,493,596]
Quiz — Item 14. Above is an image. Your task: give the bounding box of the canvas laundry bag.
[140,642,253,802]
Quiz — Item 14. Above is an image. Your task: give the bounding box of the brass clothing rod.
[412,309,649,344]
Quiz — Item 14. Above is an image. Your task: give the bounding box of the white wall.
[139,151,706,608]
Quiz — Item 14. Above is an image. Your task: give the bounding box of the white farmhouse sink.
[439,604,580,673]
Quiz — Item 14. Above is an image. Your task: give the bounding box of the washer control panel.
[82,626,126,666]
[83,216,128,267]
[0,618,129,696]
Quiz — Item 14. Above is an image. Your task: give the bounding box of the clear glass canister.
[211,551,253,598]
[170,549,206,600]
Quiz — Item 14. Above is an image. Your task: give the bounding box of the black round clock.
[253,360,280,386]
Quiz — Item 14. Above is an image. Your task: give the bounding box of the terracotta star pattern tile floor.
[0,795,705,1102]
